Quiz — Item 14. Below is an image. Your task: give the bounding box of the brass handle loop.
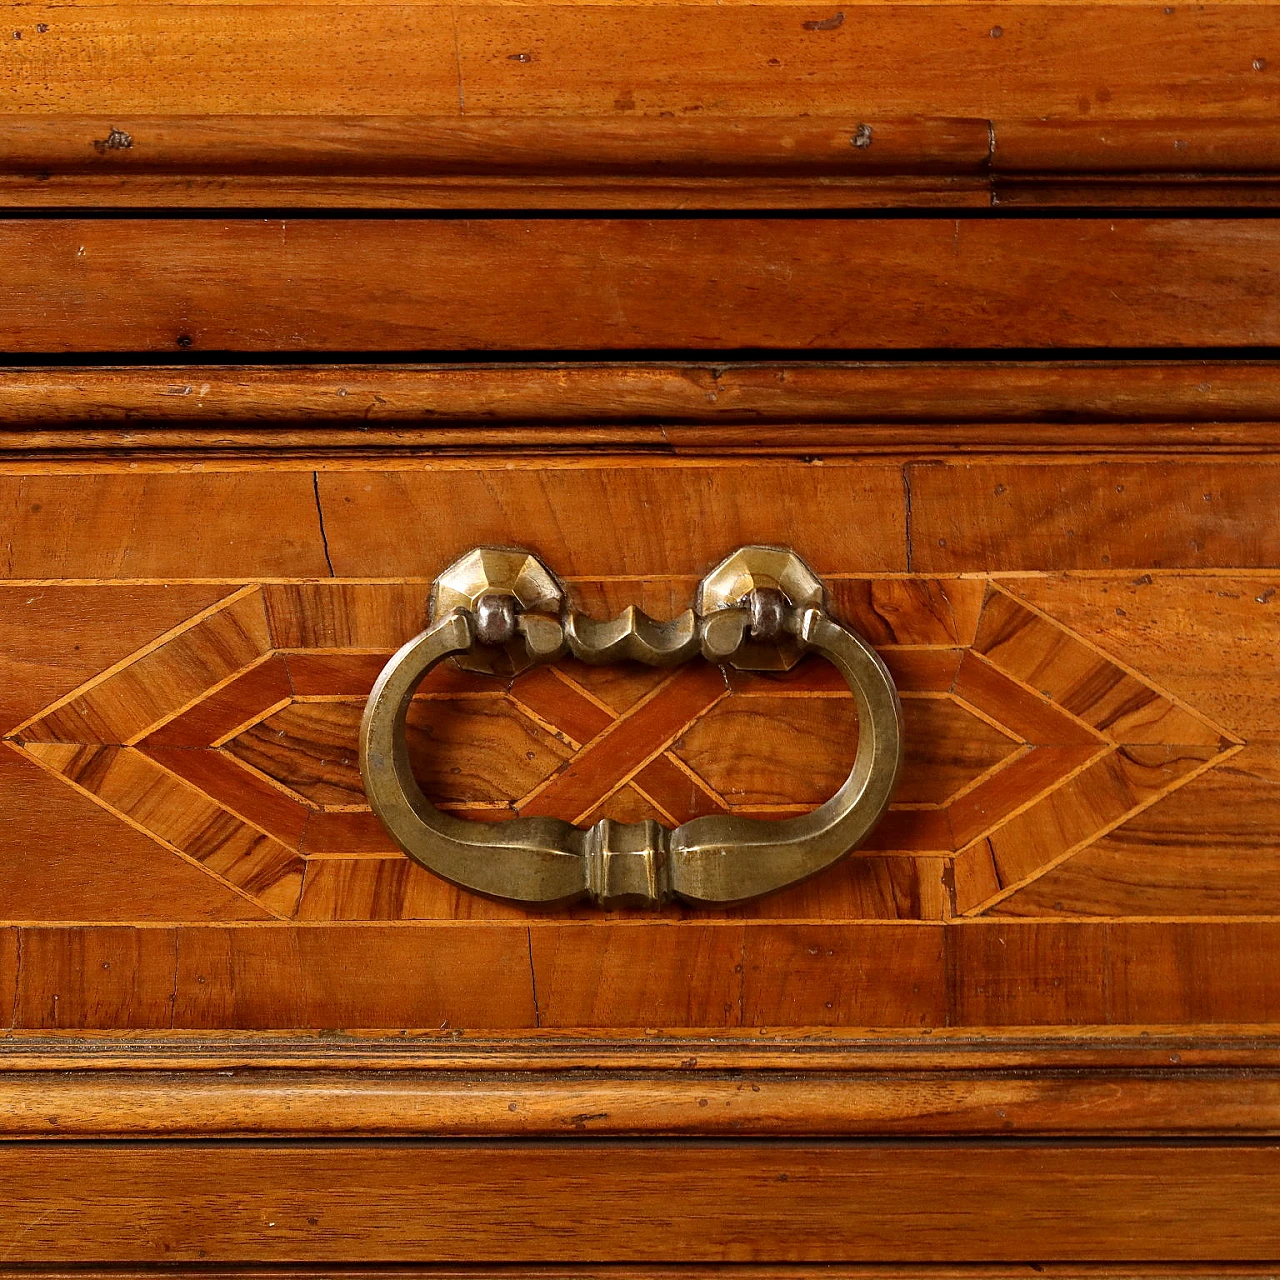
[360,546,903,909]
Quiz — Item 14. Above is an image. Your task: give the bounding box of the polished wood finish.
[6,1059,1280,1138]
[9,218,1280,352]
[4,0,1279,1261]
[2,1272,1278,1280]
[4,1024,1280,1267]
[0,115,991,208]
[0,452,1275,1035]
[4,5,1275,124]
[7,922,1280,1029]
[12,115,1280,209]
[0,117,993,176]
[2,1140,1280,1263]
[8,363,1280,456]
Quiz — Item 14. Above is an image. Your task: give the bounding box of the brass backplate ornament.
[360,546,903,909]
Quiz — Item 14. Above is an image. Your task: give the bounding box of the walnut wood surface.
[9,364,1280,456]
[2,1141,1280,1263]
[0,455,1274,1036]
[1,1272,1277,1280]
[9,116,1280,209]
[0,116,993,174]
[4,0,1278,1259]
[4,5,1275,123]
[8,218,1280,352]
[7,1065,1280,1138]
[7,1272,1275,1280]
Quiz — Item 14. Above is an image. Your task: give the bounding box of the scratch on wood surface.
[2,1211,54,1263]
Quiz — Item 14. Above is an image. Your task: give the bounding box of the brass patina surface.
[360,546,903,908]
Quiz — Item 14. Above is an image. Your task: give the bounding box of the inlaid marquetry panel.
[3,577,1242,923]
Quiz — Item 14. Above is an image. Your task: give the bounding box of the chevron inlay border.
[5,580,1242,922]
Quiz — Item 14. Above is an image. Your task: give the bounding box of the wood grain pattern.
[1001,572,1280,742]
[1,7,460,115]
[3,1270,1274,1280]
[145,654,293,749]
[7,116,1280,209]
[0,116,992,175]
[11,1062,1280,1137]
[0,583,233,732]
[316,464,908,578]
[0,747,270,923]
[949,919,1113,1025]
[995,120,1280,172]
[454,5,1280,123]
[5,1027,1279,1071]
[7,363,1280,434]
[19,589,270,745]
[910,460,1280,571]
[995,176,1280,208]
[2,1140,1280,1262]
[3,5,1275,126]
[0,172,995,210]
[9,218,1280,352]
[226,697,570,807]
[0,457,1273,1035]
[953,922,1280,1026]
[1108,922,1280,1025]
[0,473,328,579]
[991,745,1280,918]
[11,927,183,1030]
[32,744,305,916]
[0,464,1264,931]
[10,568,1242,925]
[8,919,1277,1030]
[528,925,747,1027]
[4,0,1280,1255]
[739,923,947,1025]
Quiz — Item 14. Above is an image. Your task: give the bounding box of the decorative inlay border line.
[5,579,1241,922]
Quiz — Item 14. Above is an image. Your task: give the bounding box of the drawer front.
[1,450,1276,1032]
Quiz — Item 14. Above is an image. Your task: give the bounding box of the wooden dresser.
[3,1,1280,1272]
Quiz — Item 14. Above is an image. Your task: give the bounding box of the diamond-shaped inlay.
[7,579,1241,921]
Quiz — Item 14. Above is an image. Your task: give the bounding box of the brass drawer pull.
[360,546,903,908]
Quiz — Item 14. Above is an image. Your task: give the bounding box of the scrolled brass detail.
[360,545,903,908]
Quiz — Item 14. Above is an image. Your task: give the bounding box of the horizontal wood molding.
[10,1027,1280,1071]
[994,120,1280,174]
[4,1028,1280,1138]
[5,1272,1276,1280]
[3,116,1280,207]
[0,116,993,176]
[3,363,1280,455]
[3,1273,1276,1280]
